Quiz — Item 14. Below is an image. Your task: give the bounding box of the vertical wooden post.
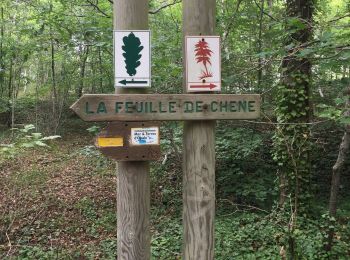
[182,0,216,259]
[113,1,150,259]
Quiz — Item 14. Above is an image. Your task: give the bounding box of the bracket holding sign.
[185,36,221,92]
[96,121,161,161]
[114,30,151,88]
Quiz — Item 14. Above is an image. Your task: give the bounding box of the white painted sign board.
[131,127,159,146]
[185,36,221,92]
[114,30,151,88]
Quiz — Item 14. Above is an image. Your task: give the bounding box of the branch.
[328,13,350,23]
[222,0,244,43]
[219,199,269,214]
[85,0,110,17]
[105,0,180,14]
[149,0,181,15]
[253,0,277,21]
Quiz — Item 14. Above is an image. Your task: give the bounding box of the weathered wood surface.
[96,121,161,161]
[114,0,151,259]
[183,121,216,260]
[70,94,261,121]
[182,0,216,259]
[117,161,150,260]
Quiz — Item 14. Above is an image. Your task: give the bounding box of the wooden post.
[182,0,216,259]
[114,1,151,259]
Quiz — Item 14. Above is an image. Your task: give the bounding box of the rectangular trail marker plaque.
[186,36,221,92]
[70,94,260,122]
[114,30,151,88]
[131,127,159,146]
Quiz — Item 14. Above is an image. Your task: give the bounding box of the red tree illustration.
[195,39,213,80]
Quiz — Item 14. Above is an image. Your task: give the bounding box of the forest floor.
[0,122,186,259]
[0,121,349,259]
[0,130,121,258]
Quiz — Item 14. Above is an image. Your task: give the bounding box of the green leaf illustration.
[122,32,144,76]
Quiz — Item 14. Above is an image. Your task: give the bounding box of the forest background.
[0,0,349,259]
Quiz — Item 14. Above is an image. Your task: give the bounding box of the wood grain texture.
[183,121,216,260]
[70,94,261,121]
[182,0,216,259]
[114,0,151,259]
[117,162,150,260]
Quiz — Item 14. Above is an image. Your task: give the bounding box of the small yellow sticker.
[97,137,123,147]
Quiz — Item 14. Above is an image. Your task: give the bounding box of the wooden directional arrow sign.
[70,94,261,122]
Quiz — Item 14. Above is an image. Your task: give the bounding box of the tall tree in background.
[0,6,4,96]
[273,0,314,256]
[327,87,350,250]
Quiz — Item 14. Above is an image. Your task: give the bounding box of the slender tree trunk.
[98,46,103,92]
[91,50,96,93]
[257,0,264,90]
[0,7,4,97]
[11,68,17,129]
[327,88,350,250]
[77,45,89,97]
[50,32,57,125]
[35,59,40,131]
[7,59,13,128]
[15,67,22,98]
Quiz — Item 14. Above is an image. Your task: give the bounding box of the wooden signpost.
[114,0,151,259]
[182,0,216,259]
[70,0,261,258]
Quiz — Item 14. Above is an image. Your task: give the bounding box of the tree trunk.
[0,7,4,97]
[327,88,350,250]
[257,0,264,90]
[6,59,13,128]
[274,0,314,257]
[77,45,89,97]
[276,0,314,210]
[50,32,57,125]
[98,46,103,92]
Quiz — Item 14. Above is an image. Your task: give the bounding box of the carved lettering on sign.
[71,94,261,122]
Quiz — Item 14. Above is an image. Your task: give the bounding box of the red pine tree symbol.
[195,39,213,80]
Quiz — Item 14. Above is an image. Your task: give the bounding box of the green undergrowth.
[1,122,350,259]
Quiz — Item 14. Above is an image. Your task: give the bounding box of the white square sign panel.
[114,30,151,88]
[131,127,159,146]
[185,36,221,92]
